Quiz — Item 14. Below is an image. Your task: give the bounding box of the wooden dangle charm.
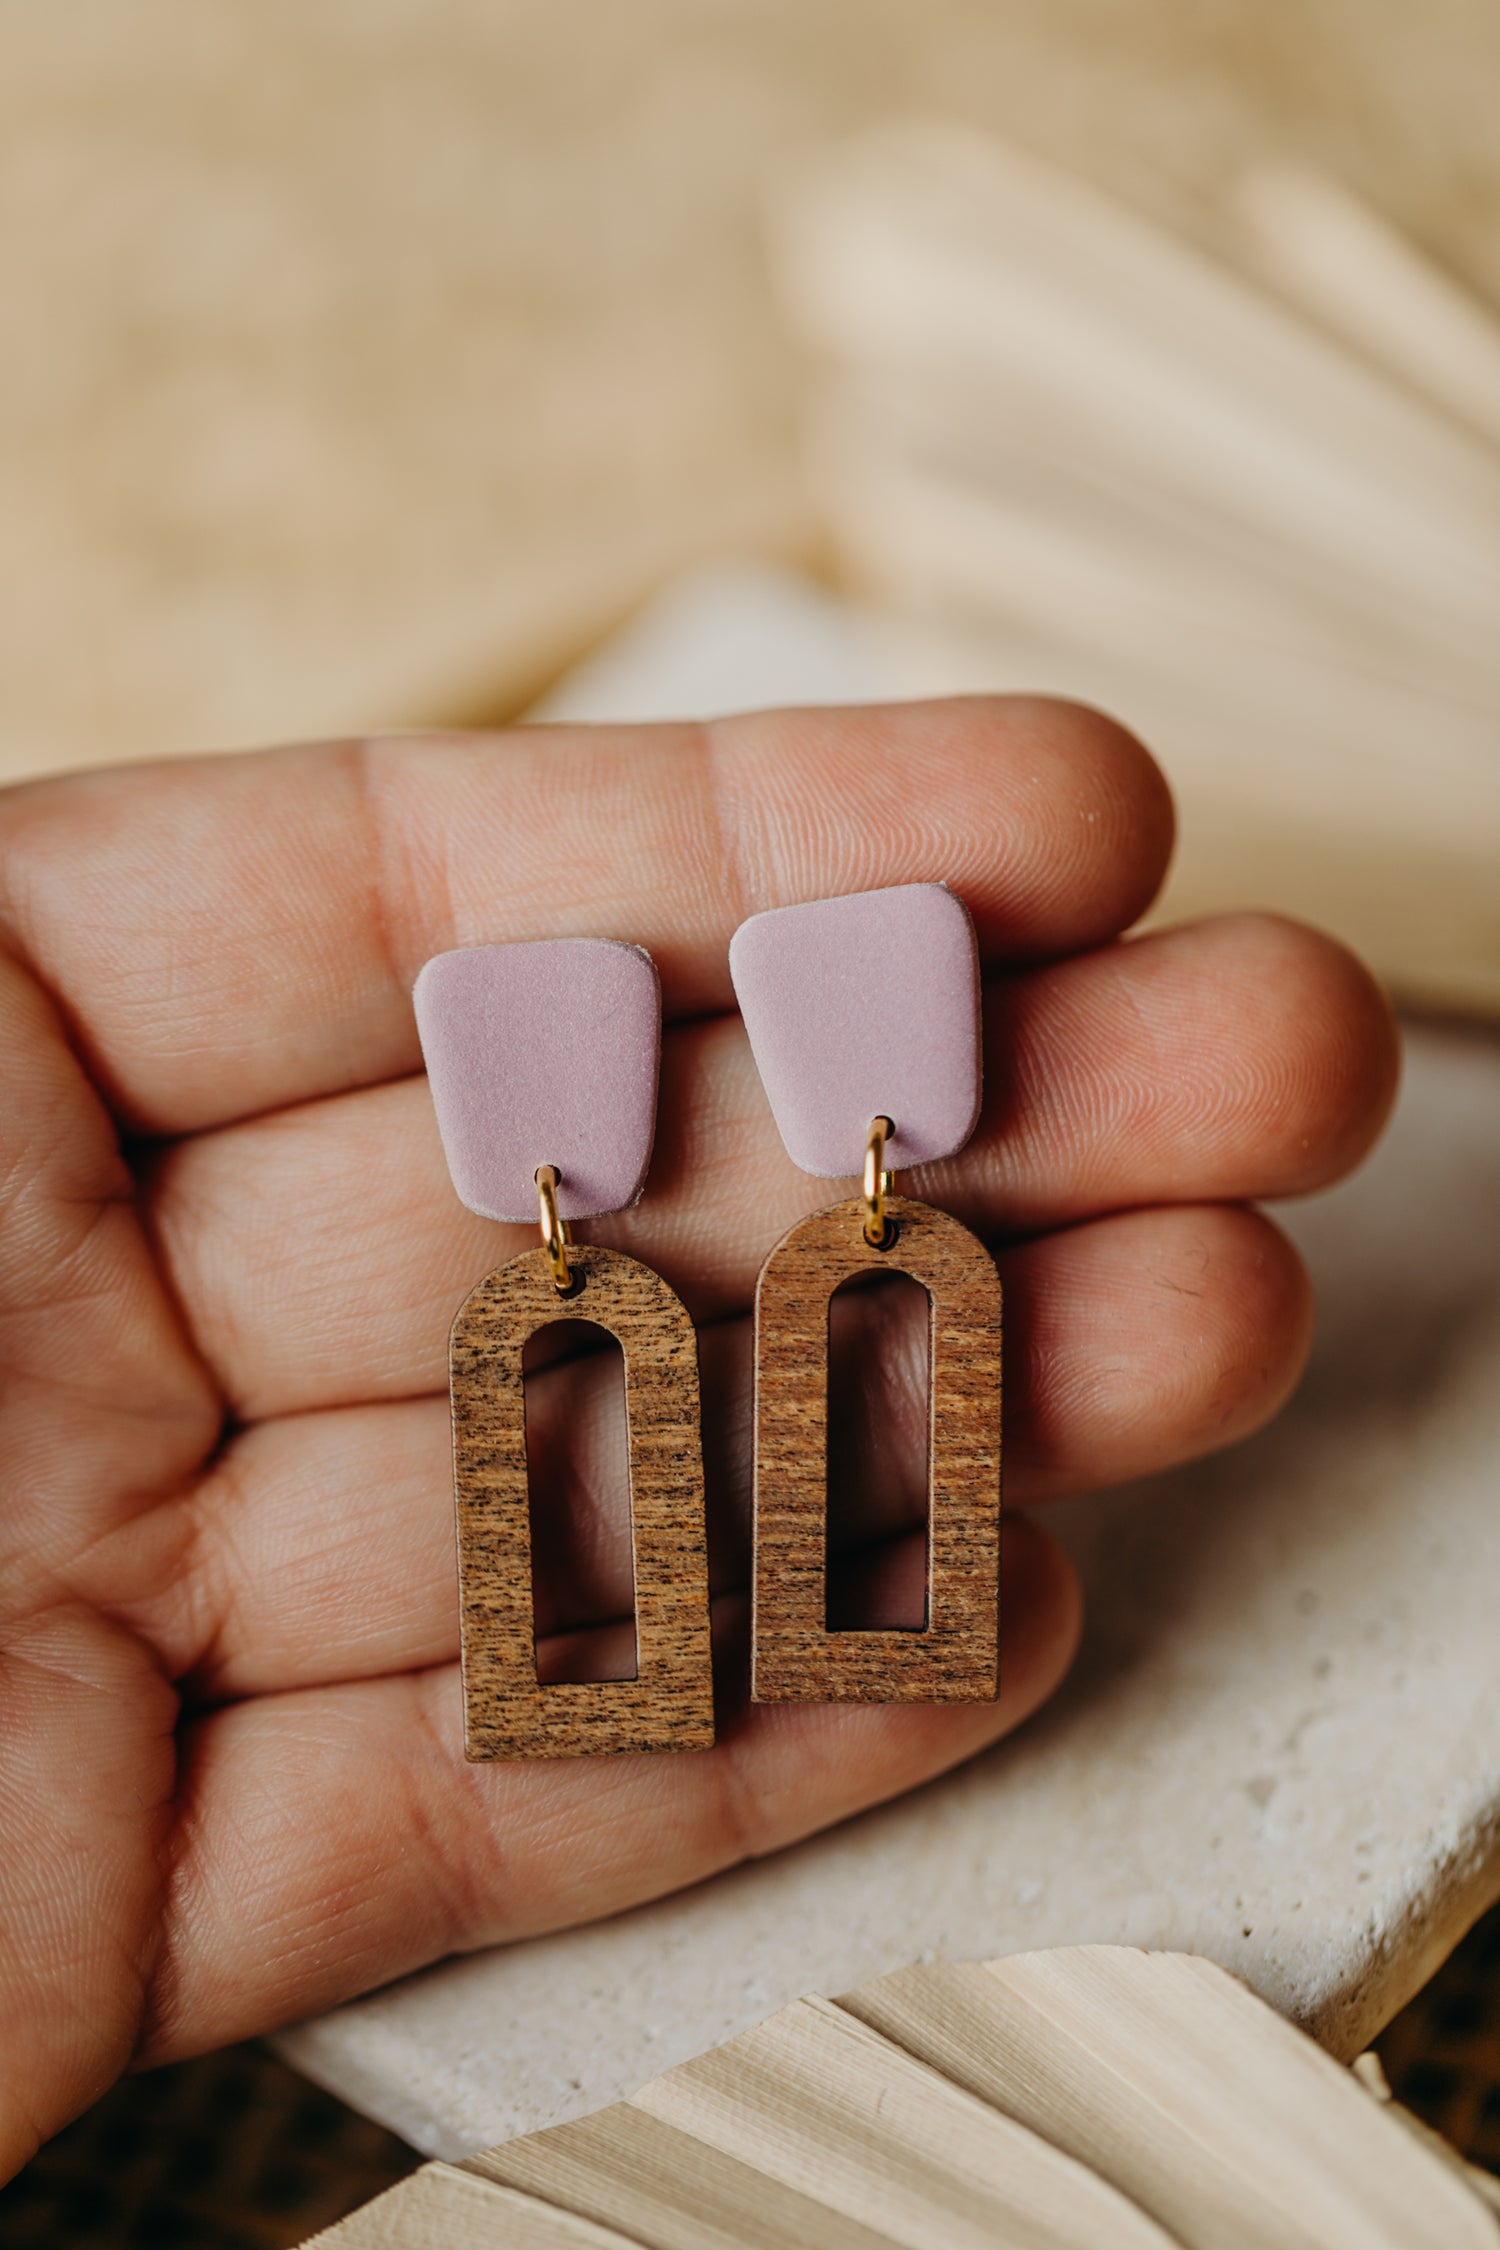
[452,1242,714,1759]
[415,936,714,1758]
[751,1192,1001,1702]
[730,882,1001,1706]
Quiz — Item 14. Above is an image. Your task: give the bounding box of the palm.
[0,698,1396,2180]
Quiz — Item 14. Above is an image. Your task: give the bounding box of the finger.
[145,912,1391,1418]
[0,698,1172,1133]
[0,1604,178,2180]
[121,1202,1307,1698]
[0,956,215,2175]
[139,1516,1079,2063]
[0,951,217,1586]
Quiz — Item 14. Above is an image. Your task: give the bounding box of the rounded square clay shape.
[728,883,982,1177]
[414,939,660,1222]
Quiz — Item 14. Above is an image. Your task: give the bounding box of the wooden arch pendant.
[751,1195,1002,1703]
[451,1244,714,1759]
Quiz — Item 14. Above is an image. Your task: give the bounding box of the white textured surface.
[280,1026,1500,2155]
[278,574,1500,2155]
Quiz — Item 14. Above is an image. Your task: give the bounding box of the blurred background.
[3,0,1499,1002]
[2,2,1499,2241]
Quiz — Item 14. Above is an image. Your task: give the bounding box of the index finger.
[0,696,1172,1133]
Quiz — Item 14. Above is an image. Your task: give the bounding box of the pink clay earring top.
[414,939,661,1223]
[728,883,982,1177]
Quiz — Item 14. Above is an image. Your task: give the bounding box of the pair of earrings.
[414,882,1002,1760]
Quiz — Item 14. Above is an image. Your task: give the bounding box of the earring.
[729,884,1001,1705]
[414,939,713,1760]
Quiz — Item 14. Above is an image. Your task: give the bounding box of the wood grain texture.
[451,1244,713,1759]
[751,1195,1001,1703]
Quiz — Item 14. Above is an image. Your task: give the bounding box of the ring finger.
[124,1198,1311,1698]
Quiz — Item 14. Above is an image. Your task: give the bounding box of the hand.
[0,697,1397,2175]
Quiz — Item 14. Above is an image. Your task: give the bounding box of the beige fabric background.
[3,0,1499,781]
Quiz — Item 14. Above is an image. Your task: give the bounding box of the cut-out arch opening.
[826,1268,932,1632]
[523,1317,637,1683]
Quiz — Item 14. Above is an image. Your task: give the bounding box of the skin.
[0,695,1399,2181]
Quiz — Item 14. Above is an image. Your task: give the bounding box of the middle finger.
[146,911,1390,1418]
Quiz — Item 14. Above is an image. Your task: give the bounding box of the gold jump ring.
[862,1116,895,1248]
[535,1164,573,1293]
